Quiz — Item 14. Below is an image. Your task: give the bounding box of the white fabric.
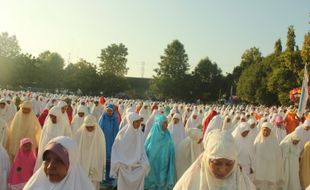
[144,109,159,139]
[204,115,223,140]
[0,118,7,147]
[175,128,203,180]
[168,113,186,148]
[34,106,72,171]
[71,105,88,135]
[0,144,10,190]
[280,132,302,190]
[110,112,149,190]
[90,104,103,121]
[74,115,106,185]
[24,136,95,190]
[139,103,151,123]
[185,111,200,132]
[273,124,287,144]
[174,129,255,190]
[57,101,71,128]
[221,116,235,133]
[295,124,310,150]
[0,99,10,124]
[253,122,285,189]
[232,122,255,179]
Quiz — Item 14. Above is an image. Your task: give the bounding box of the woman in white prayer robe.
[74,115,106,190]
[232,122,255,180]
[253,122,285,190]
[139,102,151,124]
[295,119,310,150]
[221,115,235,133]
[57,100,70,127]
[175,128,204,180]
[144,108,164,139]
[90,100,103,121]
[168,113,186,148]
[110,112,150,190]
[173,129,255,190]
[185,111,200,134]
[23,136,94,190]
[280,131,302,190]
[34,106,72,171]
[273,115,287,144]
[0,118,7,147]
[71,105,88,135]
[0,143,10,190]
[204,114,223,137]
[248,118,259,143]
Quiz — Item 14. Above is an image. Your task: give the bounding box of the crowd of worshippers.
[0,89,309,190]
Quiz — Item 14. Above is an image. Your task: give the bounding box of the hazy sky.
[0,0,309,78]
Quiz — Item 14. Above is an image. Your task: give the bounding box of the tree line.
[0,25,309,104]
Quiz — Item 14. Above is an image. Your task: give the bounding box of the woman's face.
[106,108,113,117]
[292,139,300,145]
[50,114,57,124]
[262,127,271,137]
[78,112,85,118]
[241,130,250,137]
[133,119,142,129]
[173,118,179,124]
[85,126,95,132]
[162,121,168,130]
[61,106,68,113]
[209,158,235,179]
[22,107,31,114]
[23,142,32,152]
[250,124,256,129]
[44,151,68,183]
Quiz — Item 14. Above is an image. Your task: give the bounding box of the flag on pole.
[297,64,309,117]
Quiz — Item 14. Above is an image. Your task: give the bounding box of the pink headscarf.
[273,115,284,126]
[8,138,36,190]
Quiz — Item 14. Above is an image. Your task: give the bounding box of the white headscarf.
[35,106,72,171]
[253,122,284,189]
[280,131,302,190]
[110,112,149,190]
[221,116,234,133]
[233,122,254,177]
[139,102,151,122]
[0,118,7,147]
[74,115,106,183]
[24,136,94,190]
[174,130,255,190]
[204,115,223,136]
[111,112,146,166]
[175,128,204,180]
[168,113,186,147]
[295,119,310,150]
[0,144,10,190]
[185,111,200,132]
[71,105,88,135]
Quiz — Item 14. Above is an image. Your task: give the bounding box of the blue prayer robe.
[144,114,176,190]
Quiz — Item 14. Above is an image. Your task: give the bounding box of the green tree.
[192,57,223,101]
[0,32,21,58]
[274,39,282,55]
[240,47,262,69]
[36,51,65,89]
[301,32,310,64]
[286,25,296,52]
[64,59,99,94]
[155,40,189,79]
[98,43,128,76]
[151,40,191,101]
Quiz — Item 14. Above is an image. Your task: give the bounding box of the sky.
[0,0,309,78]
